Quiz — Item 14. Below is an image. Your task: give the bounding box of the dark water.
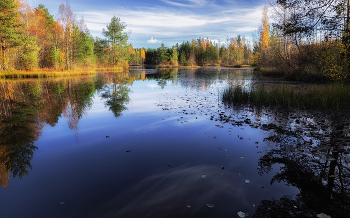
[0,67,349,218]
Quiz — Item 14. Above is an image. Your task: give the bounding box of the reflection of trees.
[0,82,43,186]
[176,68,252,90]
[0,77,97,187]
[143,68,178,89]
[218,99,350,217]
[100,74,131,119]
[63,80,95,138]
[251,110,350,218]
[254,150,350,217]
[101,84,130,118]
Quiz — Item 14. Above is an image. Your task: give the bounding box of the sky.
[29,0,269,48]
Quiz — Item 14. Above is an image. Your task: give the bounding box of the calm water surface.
[0,67,349,218]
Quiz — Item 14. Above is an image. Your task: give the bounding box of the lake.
[0,67,349,218]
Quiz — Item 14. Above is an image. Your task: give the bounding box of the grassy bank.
[0,67,126,79]
[156,65,201,69]
[222,84,350,110]
[226,65,251,68]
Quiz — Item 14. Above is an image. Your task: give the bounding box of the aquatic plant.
[222,84,350,110]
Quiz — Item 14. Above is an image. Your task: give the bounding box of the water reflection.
[215,105,350,217]
[1,67,349,217]
[0,73,137,187]
[93,165,251,218]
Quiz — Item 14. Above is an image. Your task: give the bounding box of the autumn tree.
[33,4,56,68]
[57,3,75,70]
[71,17,95,67]
[262,0,350,81]
[260,5,270,52]
[16,1,41,70]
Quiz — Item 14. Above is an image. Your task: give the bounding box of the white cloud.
[147,37,161,43]
[75,3,264,47]
[160,0,212,7]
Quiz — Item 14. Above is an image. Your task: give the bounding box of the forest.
[253,1,350,82]
[0,0,129,71]
[1,0,350,82]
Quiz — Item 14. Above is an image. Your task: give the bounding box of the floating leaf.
[237,211,246,218]
[329,175,336,178]
[317,213,331,218]
[206,203,215,208]
[237,173,242,176]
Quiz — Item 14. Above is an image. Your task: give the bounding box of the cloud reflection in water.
[95,165,251,218]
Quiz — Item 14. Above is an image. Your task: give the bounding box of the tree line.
[0,0,129,71]
[253,1,350,82]
[130,37,252,67]
[1,0,254,71]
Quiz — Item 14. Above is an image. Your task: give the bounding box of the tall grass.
[0,68,99,79]
[222,84,350,110]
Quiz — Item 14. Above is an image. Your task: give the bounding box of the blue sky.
[30,0,269,48]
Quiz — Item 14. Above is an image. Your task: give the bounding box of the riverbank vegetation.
[0,0,130,72]
[222,84,350,110]
[1,0,254,72]
[138,36,252,67]
[223,1,350,110]
[252,1,350,83]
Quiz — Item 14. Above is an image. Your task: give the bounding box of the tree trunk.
[0,38,3,71]
[344,0,350,45]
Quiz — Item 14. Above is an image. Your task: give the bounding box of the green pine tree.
[102,16,129,67]
[0,0,24,70]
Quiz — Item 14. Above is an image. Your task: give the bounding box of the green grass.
[222,83,350,110]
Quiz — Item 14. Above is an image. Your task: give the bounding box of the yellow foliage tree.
[260,4,270,52]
